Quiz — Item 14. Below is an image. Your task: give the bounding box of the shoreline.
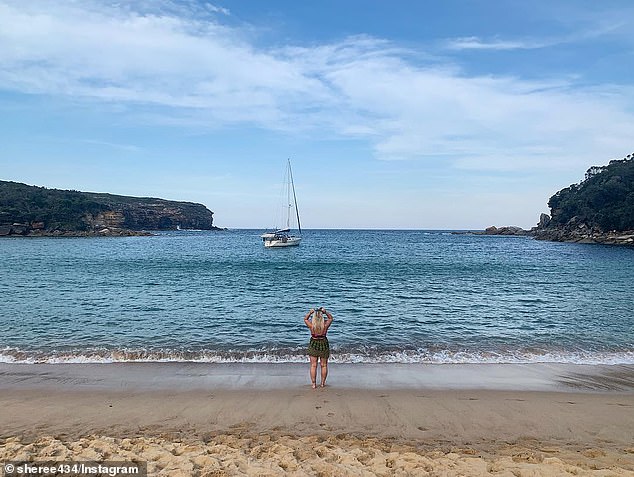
[2,362,634,392]
[2,363,633,474]
[0,227,228,238]
[0,362,634,393]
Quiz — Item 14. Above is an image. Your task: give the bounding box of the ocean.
[1,229,633,364]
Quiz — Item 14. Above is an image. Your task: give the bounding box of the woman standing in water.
[304,307,333,388]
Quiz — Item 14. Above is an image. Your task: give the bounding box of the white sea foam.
[1,347,633,365]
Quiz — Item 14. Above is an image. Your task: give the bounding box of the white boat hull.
[263,236,301,247]
[262,160,302,248]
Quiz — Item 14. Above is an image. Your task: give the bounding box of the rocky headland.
[530,213,634,245]
[481,153,634,246]
[531,152,634,246]
[0,180,223,237]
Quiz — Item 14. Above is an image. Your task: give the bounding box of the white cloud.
[0,1,321,117]
[443,20,630,52]
[444,36,552,51]
[0,0,633,176]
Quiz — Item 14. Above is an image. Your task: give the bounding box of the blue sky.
[1,0,633,229]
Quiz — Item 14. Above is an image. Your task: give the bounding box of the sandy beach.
[1,363,633,475]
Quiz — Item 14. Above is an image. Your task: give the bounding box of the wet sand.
[2,362,634,392]
[1,363,633,475]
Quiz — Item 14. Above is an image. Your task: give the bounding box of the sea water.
[1,230,633,364]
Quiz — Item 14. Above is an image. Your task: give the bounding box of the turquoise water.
[1,230,633,363]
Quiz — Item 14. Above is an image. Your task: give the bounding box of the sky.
[1,0,633,229]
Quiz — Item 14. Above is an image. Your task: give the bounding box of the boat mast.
[288,158,302,234]
[286,160,291,229]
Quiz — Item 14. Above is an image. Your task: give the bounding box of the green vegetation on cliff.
[548,154,634,231]
[0,180,216,234]
[0,181,107,231]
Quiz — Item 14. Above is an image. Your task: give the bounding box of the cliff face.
[532,153,634,245]
[81,192,216,231]
[0,181,219,236]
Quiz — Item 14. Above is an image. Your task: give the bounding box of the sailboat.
[261,159,302,247]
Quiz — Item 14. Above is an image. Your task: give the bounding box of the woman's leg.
[309,356,318,388]
[319,357,328,387]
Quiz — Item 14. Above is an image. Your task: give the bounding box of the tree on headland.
[0,181,106,231]
[547,154,634,231]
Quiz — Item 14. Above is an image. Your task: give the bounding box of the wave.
[1,346,634,365]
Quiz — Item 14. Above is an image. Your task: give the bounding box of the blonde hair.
[312,309,325,335]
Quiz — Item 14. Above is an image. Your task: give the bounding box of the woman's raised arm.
[323,308,334,329]
[303,309,314,328]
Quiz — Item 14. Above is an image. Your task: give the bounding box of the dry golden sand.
[2,433,634,476]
